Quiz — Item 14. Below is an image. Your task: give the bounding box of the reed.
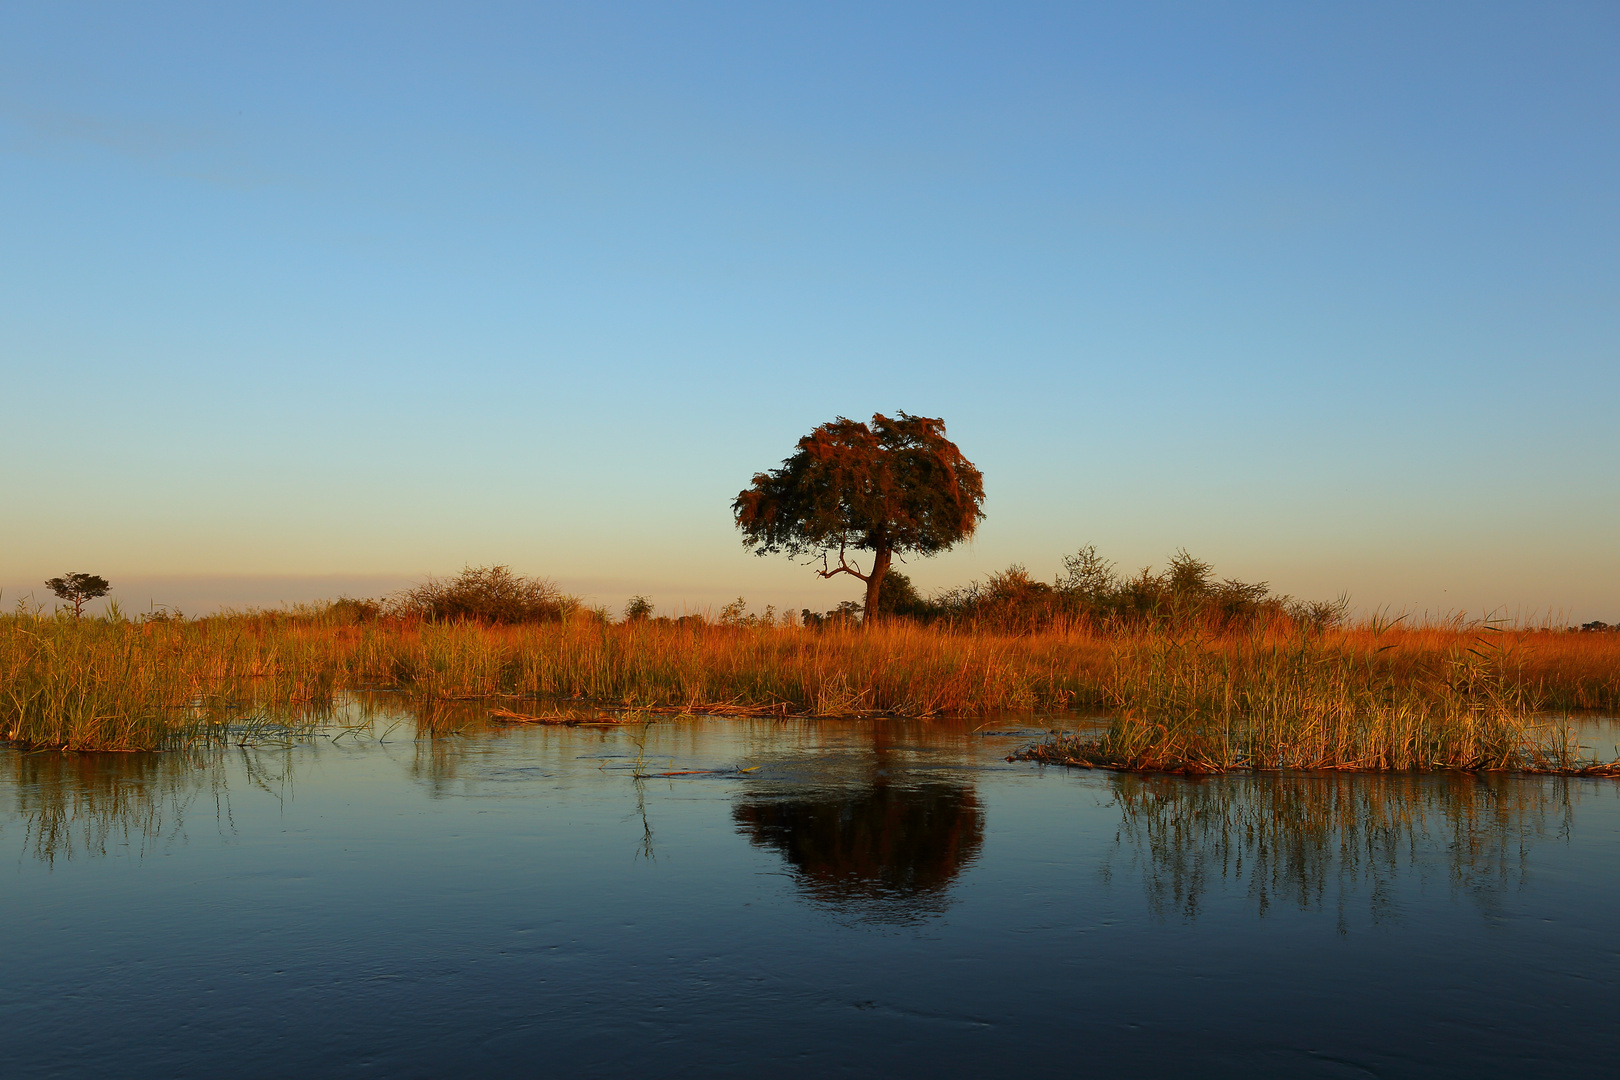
[1022,626,1617,774]
[1,608,1616,766]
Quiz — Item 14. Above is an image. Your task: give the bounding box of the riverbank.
[2,610,1617,762]
[1014,628,1620,775]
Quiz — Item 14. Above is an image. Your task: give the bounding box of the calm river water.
[3,704,1617,1078]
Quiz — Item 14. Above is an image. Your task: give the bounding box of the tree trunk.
[863,547,893,624]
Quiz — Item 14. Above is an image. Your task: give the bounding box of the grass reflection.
[1103,772,1574,928]
[0,748,287,864]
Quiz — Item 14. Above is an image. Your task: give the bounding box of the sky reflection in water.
[2,708,1616,1078]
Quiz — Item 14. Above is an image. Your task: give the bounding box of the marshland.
[6,558,1618,776]
[7,412,1616,1075]
[14,1,1620,1073]
[6,557,1619,1078]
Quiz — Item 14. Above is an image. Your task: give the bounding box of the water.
[3,706,1617,1078]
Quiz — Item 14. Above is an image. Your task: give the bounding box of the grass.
[1020,624,1620,775]
[1,608,1617,772]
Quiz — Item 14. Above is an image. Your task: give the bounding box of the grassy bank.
[1,609,1617,766]
[1020,628,1619,775]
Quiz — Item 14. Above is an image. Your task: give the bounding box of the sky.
[2,1,1616,622]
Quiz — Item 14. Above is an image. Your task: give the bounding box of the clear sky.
[3,2,1616,621]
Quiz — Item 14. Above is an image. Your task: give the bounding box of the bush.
[717,598,781,628]
[891,546,1345,633]
[391,565,579,624]
[330,597,383,623]
[874,570,934,620]
[801,600,863,629]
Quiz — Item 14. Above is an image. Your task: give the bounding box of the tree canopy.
[733,412,985,620]
[46,573,111,619]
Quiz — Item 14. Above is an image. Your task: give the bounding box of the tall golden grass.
[1025,625,1615,773]
[1,609,1616,766]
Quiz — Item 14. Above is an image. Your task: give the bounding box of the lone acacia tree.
[733,412,985,621]
[46,573,111,619]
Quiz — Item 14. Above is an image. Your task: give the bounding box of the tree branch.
[813,538,869,582]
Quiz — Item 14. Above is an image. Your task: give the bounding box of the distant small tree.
[1056,545,1119,602]
[734,412,985,621]
[624,595,654,622]
[718,597,751,626]
[46,573,111,619]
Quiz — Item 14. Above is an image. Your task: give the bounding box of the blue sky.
[3,2,1616,620]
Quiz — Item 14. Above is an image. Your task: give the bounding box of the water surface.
[3,707,1616,1078]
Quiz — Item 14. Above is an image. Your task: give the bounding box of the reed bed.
[1,610,1616,767]
[1021,627,1620,775]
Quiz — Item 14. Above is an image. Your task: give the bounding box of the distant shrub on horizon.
[870,546,1346,633]
[391,565,579,625]
[329,596,383,622]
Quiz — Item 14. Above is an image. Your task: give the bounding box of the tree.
[733,412,985,621]
[46,573,111,619]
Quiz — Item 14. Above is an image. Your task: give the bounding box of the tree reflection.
[1102,772,1575,929]
[733,772,984,924]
